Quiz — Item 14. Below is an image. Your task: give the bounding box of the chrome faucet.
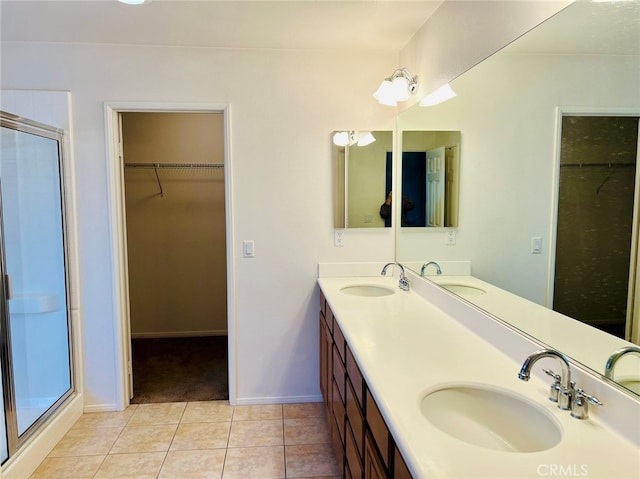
[518,349,574,410]
[381,262,409,291]
[604,346,640,379]
[420,261,442,277]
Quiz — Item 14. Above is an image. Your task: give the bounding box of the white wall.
[399,0,573,110]
[0,2,571,410]
[397,52,640,305]
[1,43,397,409]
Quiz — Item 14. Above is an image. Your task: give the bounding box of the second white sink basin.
[617,377,640,395]
[420,384,562,453]
[439,283,486,295]
[340,284,395,297]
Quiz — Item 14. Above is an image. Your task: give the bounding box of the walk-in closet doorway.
[105,104,234,408]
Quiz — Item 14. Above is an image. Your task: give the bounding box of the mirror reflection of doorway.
[120,112,228,403]
[553,115,640,340]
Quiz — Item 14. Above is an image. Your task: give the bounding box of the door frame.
[104,102,235,409]
[549,106,640,342]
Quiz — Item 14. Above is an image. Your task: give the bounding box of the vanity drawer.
[366,393,390,471]
[333,319,346,363]
[346,380,364,457]
[332,379,346,444]
[394,447,413,479]
[332,345,346,404]
[327,304,335,335]
[345,423,363,479]
[346,345,364,408]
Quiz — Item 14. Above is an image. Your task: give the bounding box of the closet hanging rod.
[124,162,224,169]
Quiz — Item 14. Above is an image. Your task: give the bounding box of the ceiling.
[0,0,444,51]
[504,0,640,55]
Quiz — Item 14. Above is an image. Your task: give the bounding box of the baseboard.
[234,394,323,406]
[131,330,228,339]
[2,394,83,479]
[83,403,120,413]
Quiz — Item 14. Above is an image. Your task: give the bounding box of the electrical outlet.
[445,230,456,245]
[334,230,344,247]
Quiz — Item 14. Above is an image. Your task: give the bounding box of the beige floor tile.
[93,452,165,479]
[48,426,122,457]
[29,455,105,479]
[182,401,234,423]
[228,419,283,447]
[110,424,177,453]
[287,477,341,479]
[222,445,285,479]
[170,421,231,450]
[72,406,137,429]
[284,417,331,445]
[285,443,341,478]
[283,402,325,419]
[159,449,226,479]
[129,402,186,425]
[232,404,283,421]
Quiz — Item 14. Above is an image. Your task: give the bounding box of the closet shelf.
[124,162,224,197]
[124,162,224,169]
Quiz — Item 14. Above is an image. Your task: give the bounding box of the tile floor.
[30,401,341,479]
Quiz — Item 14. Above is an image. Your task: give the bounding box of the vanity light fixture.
[373,68,419,106]
[419,83,457,106]
[356,132,376,146]
[332,131,376,147]
[333,131,353,147]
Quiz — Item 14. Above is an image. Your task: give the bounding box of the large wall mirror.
[396,0,640,396]
[333,130,393,228]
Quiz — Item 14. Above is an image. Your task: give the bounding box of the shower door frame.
[0,111,76,459]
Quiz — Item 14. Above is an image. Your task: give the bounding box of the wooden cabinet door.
[394,447,413,479]
[364,432,387,479]
[319,312,333,415]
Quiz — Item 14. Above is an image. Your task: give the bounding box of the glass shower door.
[0,115,73,451]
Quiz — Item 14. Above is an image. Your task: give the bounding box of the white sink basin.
[340,284,395,297]
[440,283,486,296]
[420,384,562,452]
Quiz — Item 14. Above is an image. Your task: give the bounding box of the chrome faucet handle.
[559,380,576,410]
[399,275,410,291]
[543,369,561,403]
[570,388,603,420]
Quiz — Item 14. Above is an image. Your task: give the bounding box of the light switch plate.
[531,236,542,254]
[243,240,254,257]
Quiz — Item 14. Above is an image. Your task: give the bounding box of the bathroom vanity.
[318,264,640,478]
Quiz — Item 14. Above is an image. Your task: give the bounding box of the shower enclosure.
[0,111,74,464]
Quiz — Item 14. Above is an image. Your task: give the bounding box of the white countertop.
[428,274,640,387]
[318,274,640,478]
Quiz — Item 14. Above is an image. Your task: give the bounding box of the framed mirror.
[400,130,460,227]
[332,130,393,228]
[396,0,640,396]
